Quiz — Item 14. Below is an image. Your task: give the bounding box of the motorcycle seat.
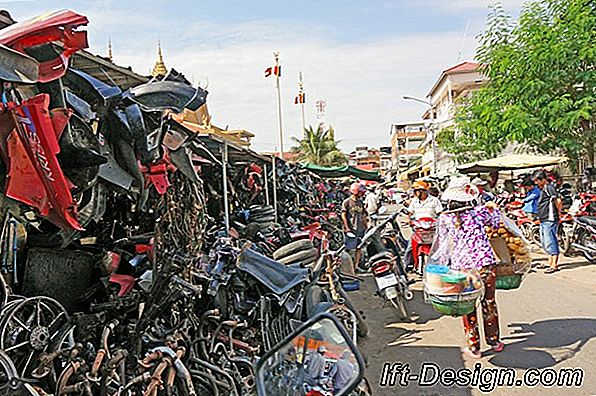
[368,251,393,262]
[237,247,309,295]
[576,216,596,227]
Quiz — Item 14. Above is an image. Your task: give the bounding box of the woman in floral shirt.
[434,177,505,359]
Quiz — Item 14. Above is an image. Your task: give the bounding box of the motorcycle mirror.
[163,127,190,151]
[256,313,365,396]
[378,206,388,215]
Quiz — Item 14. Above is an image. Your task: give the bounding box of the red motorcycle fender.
[0,10,89,82]
[5,94,82,230]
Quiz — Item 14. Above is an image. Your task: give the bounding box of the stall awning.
[458,154,568,174]
[302,164,381,181]
[192,134,270,164]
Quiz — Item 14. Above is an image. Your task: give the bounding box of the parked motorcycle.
[568,216,596,263]
[358,209,413,320]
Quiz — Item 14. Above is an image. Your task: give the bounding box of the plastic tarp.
[303,164,381,181]
[457,154,568,174]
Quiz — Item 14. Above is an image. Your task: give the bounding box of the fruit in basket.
[488,222,531,266]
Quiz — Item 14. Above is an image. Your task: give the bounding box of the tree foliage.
[439,0,596,167]
[290,124,347,166]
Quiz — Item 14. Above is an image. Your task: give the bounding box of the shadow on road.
[354,280,471,395]
[489,318,596,369]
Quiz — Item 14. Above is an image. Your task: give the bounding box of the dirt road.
[351,254,596,395]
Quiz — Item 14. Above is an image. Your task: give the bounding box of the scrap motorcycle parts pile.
[0,8,373,396]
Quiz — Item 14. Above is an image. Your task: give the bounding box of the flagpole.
[274,52,284,158]
[299,72,305,138]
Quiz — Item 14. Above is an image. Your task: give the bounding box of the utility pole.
[274,52,284,158]
[298,72,305,138]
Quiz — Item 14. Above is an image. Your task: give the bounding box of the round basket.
[495,274,523,290]
[426,289,483,317]
[429,296,476,316]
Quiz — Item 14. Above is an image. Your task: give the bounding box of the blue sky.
[3,0,524,151]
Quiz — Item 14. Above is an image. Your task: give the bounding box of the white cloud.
[9,2,487,153]
[117,28,480,152]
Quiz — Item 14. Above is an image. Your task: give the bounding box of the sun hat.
[349,182,365,195]
[441,176,479,202]
[411,180,430,191]
[471,177,488,186]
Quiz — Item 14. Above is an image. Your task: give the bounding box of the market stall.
[457,154,568,173]
[302,163,382,181]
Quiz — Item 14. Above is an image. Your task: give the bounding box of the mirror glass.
[163,128,189,151]
[257,316,362,396]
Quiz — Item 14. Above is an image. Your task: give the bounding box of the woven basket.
[495,274,523,290]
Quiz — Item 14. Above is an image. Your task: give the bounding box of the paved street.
[351,253,596,396]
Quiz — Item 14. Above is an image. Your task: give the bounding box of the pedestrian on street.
[533,170,562,274]
[364,186,379,221]
[522,183,541,220]
[471,177,495,204]
[342,182,368,271]
[436,176,505,359]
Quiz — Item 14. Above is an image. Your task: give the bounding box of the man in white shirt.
[404,181,443,272]
[407,181,443,220]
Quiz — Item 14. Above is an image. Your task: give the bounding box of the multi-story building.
[348,146,381,170]
[390,121,427,176]
[419,61,487,176]
[379,146,392,174]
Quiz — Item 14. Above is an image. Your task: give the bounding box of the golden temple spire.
[151,41,168,77]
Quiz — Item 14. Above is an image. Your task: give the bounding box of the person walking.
[435,176,505,359]
[522,183,541,219]
[342,182,368,271]
[533,170,562,273]
[471,177,495,204]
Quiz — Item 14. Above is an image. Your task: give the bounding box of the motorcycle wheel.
[337,287,369,338]
[578,230,596,263]
[559,224,573,256]
[389,295,409,321]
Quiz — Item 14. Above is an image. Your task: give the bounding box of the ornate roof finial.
[107,37,113,61]
[151,40,168,77]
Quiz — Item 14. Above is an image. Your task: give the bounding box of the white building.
[419,61,487,176]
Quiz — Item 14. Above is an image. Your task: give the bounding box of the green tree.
[290,124,347,166]
[439,0,596,167]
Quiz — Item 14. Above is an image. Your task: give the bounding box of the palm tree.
[290,124,347,166]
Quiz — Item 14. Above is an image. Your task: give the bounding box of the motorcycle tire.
[578,230,596,263]
[273,240,315,260]
[305,285,331,318]
[250,206,275,216]
[559,224,572,256]
[337,286,369,338]
[389,295,409,321]
[278,248,318,265]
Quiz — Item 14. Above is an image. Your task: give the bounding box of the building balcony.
[398,148,423,156]
[394,131,426,139]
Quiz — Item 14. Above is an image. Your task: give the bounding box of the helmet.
[317,345,327,354]
[349,182,364,195]
[411,181,429,191]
